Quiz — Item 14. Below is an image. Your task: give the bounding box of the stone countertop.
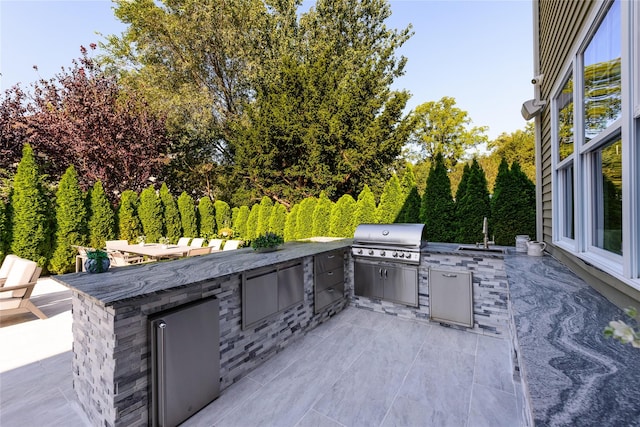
[53,239,352,306]
[505,253,640,426]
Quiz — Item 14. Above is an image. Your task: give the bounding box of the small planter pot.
[84,258,111,273]
[254,246,281,253]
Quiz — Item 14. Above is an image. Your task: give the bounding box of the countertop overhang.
[53,239,353,306]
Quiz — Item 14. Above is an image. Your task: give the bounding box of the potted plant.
[251,232,284,253]
[136,235,146,246]
[84,249,110,273]
[159,236,170,249]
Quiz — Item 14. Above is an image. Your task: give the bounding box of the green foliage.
[49,166,88,274]
[487,123,536,183]
[491,161,536,245]
[312,191,333,237]
[421,153,455,242]
[354,185,377,225]
[410,96,488,167]
[455,159,491,244]
[256,196,273,236]
[214,200,231,231]
[233,205,250,239]
[296,197,317,239]
[0,201,6,263]
[330,194,356,237]
[117,190,141,243]
[138,185,163,242]
[397,186,422,224]
[159,183,181,244]
[251,232,284,249]
[268,203,287,237]
[88,181,116,250]
[198,196,216,238]
[376,174,403,224]
[455,163,470,203]
[245,204,260,241]
[177,192,198,238]
[8,144,52,268]
[284,204,299,242]
[400,165,417,196]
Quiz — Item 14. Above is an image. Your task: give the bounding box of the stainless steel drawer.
[315,251,343,274]
[315,268,344,292]
[315,282,344,312]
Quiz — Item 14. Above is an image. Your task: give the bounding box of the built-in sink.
[456,245,507,254]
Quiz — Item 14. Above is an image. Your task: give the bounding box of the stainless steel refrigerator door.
[151,297,220,427]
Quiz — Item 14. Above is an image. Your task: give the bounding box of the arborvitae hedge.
[159,183,181,244]
[296,197,317,239]
[256,196,273,236]
[233,205,250,239]
[214,200,231,231]
[50,165,87,274]
[0,201,6,264]
[397,186,422,224]
[354,185,377,225]
[455,159,491,244]
[9,144,51,268]
[492,161,535,245]
[245,203,260,240]
[284,204,299,241]
[117,190,141,243]
[177,191,198,238]
[312,191,333,237]
[88,181,116,249]
[422,153,455,242]
[268,203,287,237]
[401,165,417,196]
[330,194,356,237]
[377,174,403,224]
[139,185,163,242]
[198,196,216,239]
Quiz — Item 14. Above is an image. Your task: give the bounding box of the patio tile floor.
[0,279,521,427]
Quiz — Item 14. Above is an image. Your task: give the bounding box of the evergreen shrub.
[422,153,455,242]
[268,203,287,236]
[117,190,141,243]
[354,185,377,225]
[296,197,317,239]
[198,196,215,239]
[312,191,333,237]
[245,204,260,240]
[159,183,181,243]
[256,196,273,236]
[455,159,491,244]
[177,192,198,238]
[214,200,231,232]
[377,174,403,223]
[330,194,356,237]
[139,185,163,242]
[284,204,299,241]
[233,205,250,239]
[88,181,116,249]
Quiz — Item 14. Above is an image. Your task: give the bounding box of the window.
[592,138,622,255]
[561,165,575,240]
[558,75,574,162]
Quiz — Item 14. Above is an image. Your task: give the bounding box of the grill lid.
[353,223,427,247]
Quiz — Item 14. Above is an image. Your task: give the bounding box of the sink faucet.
[478,217,495,249]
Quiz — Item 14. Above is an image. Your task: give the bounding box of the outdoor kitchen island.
[54,239,352,427]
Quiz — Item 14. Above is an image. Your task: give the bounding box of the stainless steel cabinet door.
[382,265,418,307]
[243,269,278,329]
[278,263,304,311]
[354,261,383,299]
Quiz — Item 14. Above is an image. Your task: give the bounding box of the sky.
[0,0,534,140]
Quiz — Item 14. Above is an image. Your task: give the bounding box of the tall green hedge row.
[1,147,536,272]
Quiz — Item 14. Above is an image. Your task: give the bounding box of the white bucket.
[515,235,530,253]
[527,241,547,256]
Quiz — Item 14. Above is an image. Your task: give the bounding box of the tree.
[177,192,198,238]
[410,96,488,167]
[138,185,163,242]
[88,181,116,249]
[354,185,377,225]
[455,159,491,244]
[214,200,231,232]
[2,46,169,201]
[421,153,455,242]
[492,161,536,245]
[296,197,317,239]
[256,196,273,236]
[487,123,536,183]
[268,203,287,237]
[117,190,141,243]
[232,205,250,239]
[330,194,357,237]
[50,165,88,274]
[9,145,51,268]
[400,164,417,197]
[284,204,299,242]
[198,197,216,239]
[312,191,333,237]
[0,201,6,263]
[159,183,181,243]
[376,174,403,224]
[0,86,29,176]
[397,187,422,224]
[245,204,260,241]
[232,0,413,205]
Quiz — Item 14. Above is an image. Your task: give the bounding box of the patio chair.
[187,247,212,257]
[105,240,128,250]
[0,254,20,285]
[208,239,224,251]
[222,240,243,251]
[0,257,46,320]
[177,237,192,246]
[189,238,205,248]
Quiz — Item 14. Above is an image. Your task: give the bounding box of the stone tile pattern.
[350,251,510,337]
[506,253,640,427]
[70,252,349,427]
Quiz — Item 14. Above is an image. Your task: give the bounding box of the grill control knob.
[368,250,375,256]
[405,253,412,259]
[379,250,386,256]
[392,251,398,258]
[399,252,405,258]
[357,249,363,255]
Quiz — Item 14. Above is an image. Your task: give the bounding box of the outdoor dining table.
[107,242,191,260]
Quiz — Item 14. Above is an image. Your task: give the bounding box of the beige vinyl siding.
[537,0,595,244]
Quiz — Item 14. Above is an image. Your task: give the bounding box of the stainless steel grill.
[351,223,427,265]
